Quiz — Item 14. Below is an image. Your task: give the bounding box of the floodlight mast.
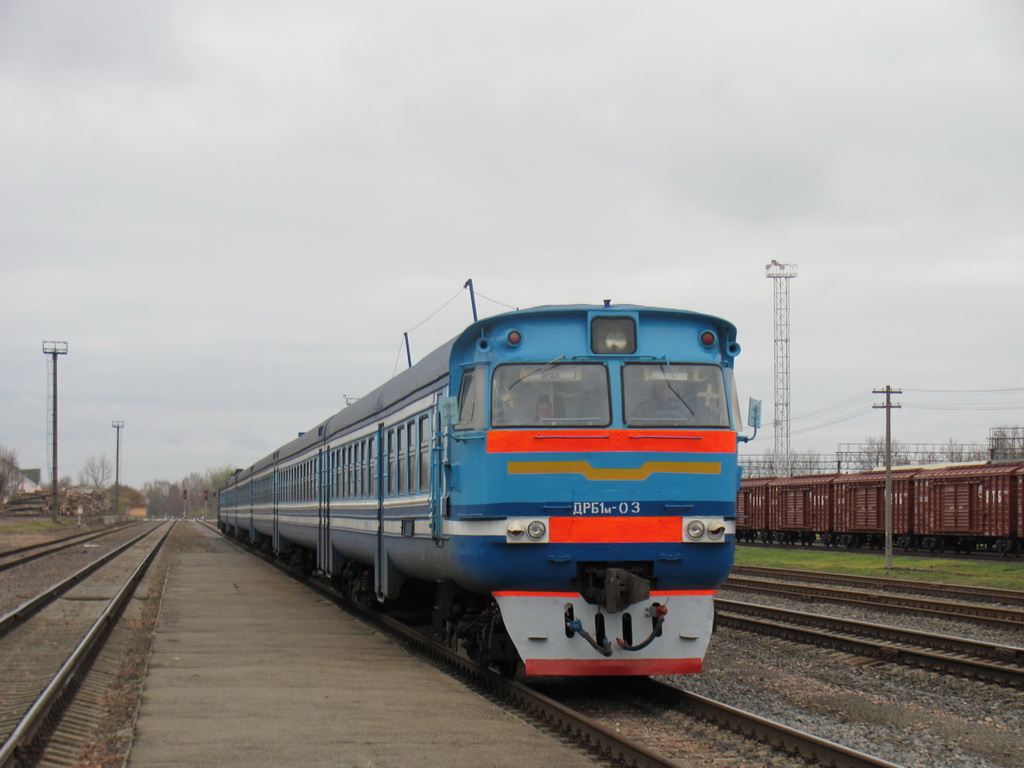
[765,261,797,477]
[42,341,69,523]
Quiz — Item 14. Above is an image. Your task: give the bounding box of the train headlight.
[506,519,548,543]
[686,519,706,540]
[707,524,725,540]
[591,316,636,354]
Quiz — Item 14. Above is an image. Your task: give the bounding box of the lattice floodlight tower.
[765,261,797,476]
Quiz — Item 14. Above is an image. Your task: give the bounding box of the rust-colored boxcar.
[766,474,836,545]
[914,463,1022,552]
[833,468,919,549]
[736,476,770,542]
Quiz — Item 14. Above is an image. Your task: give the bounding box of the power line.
[904,387,1024,395]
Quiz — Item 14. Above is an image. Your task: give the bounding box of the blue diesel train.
[219,303,746,676]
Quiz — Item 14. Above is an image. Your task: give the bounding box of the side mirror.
[747,398,762,430]
[738,398,762,443]
[438,396,458,427]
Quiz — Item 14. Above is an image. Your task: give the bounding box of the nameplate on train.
[573,501,641,515]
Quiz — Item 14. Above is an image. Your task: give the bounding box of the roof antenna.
[464,279,479,322]
[603,299,611,307]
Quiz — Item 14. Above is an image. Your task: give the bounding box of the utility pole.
[873,386,902,569]
[42,341,68,523]
[765,261,798,476]
[112,421,124,516]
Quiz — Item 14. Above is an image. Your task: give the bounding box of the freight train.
[219,303,749,676]
[737,463,1023,554]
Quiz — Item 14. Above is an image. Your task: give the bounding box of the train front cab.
[441,305,742,675]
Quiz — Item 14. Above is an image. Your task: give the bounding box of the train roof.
[509,303,737,332]
[243,339,456,477]
[227,303,737,485]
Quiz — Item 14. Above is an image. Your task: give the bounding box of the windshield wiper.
[508,355,567,391]
[660,360,696,416]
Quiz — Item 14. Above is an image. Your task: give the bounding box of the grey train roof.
[238,337,457,481]
[228,303,735,483]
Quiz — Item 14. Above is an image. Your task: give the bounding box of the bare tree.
[79,455,113,491]
[855,436,910,470]
[0,445,20,502]
[990,425,1024,461]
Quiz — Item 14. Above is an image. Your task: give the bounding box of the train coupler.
[616,603,668,652]
[564,603,612,657]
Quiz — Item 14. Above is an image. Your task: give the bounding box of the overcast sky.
[3,1,1024,489]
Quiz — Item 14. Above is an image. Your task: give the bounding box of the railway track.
[314,579,904,767]
[737,540,1022,561]
[716,598,1024,687]
[220,531,903,768]
[0,521,171,767]
[0,523,136,574]
[724,574,1024,631]
[730,564,1024,608]
[541,676,906,768]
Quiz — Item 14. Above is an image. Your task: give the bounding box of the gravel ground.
[7,521,1020,767]
[1,519,224,768]
[0,522,154,616]
[719,581,1024,648]
[669,597,1024,768]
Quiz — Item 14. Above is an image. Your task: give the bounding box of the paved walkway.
[128,530,598,767]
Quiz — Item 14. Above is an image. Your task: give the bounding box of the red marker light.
[507,330,522,346]
[700,331,716,347]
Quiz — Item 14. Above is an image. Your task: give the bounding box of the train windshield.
[623,363,730,428]
[491,363,611,427]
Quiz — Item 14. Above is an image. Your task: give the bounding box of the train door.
[272,468,281,555]
[430,403,445,542]
[247,479,255,545]
[317,447,333,575]
[374,422,388,599]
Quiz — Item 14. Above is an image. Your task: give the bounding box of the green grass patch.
[0,517,78,535]
[735,545,1024,592]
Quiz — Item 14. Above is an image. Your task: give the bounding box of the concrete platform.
[127,531,598,767]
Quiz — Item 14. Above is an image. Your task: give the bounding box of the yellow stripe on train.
[507,460,721,481]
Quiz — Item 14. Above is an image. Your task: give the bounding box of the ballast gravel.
[666,589,1024,768]
[5,523,1021,767]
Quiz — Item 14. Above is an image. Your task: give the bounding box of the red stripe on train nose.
[486,429,736,454]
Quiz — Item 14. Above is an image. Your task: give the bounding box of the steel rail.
[634,678,905,768]
[302,574,679,767]
[0,523,137,574]
[717,599,1024,687]
[219,533,684,768]
[0,522,173,767]
[724,576,1024,630]
[730,565,1024,608]
[322,580,909,767]
[0,523,165,639]
[736,541,1021,563]
[221,532,905,768]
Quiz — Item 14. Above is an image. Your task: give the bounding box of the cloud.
[2,1,1023,485]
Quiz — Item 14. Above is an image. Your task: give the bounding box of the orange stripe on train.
[492,589,718,598]
[487,429,737,454]
[548,515,684,543]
